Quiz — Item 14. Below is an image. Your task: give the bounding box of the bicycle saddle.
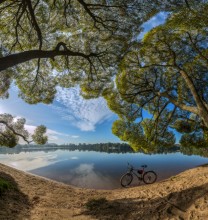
[141,165,147,168]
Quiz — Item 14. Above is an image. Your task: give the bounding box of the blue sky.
[0,87,121,144]
[0,12,170,145]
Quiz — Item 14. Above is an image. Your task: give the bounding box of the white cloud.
[24,124,72,142]
[48,135,59,141]
[52,87,114,131]
[71,135,79,139]
[25,124,61,135]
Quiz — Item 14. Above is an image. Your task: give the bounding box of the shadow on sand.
[0,172,31,220]
[81,165,208,220]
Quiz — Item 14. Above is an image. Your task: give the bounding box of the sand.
[0,163,208,220]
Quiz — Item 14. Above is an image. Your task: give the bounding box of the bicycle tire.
[120,173,133,187]
[143,171,157,184]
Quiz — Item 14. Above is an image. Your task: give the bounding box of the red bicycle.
[120,163,157,187]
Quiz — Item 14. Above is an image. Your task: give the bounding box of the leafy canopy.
[105,2,208,151]
[0,0,144,147]
[0,0,204,148]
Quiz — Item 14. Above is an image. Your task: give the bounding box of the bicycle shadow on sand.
[80,178,208,219]
[0,172,32,220]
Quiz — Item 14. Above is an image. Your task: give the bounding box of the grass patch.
[0,177,14,196]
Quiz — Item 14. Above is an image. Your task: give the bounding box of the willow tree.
[105,2,208,151]
[0,0,196,147]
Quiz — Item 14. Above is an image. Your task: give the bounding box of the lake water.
[0,147,208,189]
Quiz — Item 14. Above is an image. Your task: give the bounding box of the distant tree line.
[0,142,184,155]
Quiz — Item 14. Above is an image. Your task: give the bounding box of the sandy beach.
[0,163,208,220]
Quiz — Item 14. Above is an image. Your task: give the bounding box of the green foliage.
[0,114,47,147]
[180,145,208,157]
[105,2,208,151]
[180,129,208,149]
[0,0,148,105]
[173,120,194,133]
[0,178,14,196]
[111,118,175,152]
[0,71,12,99]
[0,130,18,148]
[32,125,48,145]
[0,0,159,147]
[1,1,207,150]
[0,0,193,106]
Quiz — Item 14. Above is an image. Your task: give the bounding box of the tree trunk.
[180,70,208,128]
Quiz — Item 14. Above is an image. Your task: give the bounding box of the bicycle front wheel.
[143,171,157,184]
[120,173,133,187]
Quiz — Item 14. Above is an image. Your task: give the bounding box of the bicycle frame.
[127,166,145,182]
[121,163,157,187]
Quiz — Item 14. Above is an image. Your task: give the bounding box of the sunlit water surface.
[0,148,207,189]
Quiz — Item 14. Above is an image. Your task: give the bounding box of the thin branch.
[0,120,31,144]
[160,106,177,138]
[77,0,117,31]
[25,0,43,49]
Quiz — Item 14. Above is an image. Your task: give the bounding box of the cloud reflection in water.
[0,152,60,171]
[70,156,79,160]
[59,163,117,189]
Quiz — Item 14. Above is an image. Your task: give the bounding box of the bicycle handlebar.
[127,162,148,170]
[127,162,134,170]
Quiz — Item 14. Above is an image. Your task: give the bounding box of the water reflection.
[0,152,61,171]
[0,145,208,189]
[59,163,117,189]
[71,156,79,160]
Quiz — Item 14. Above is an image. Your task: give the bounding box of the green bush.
[0,178,13,195]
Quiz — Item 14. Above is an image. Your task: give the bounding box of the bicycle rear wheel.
[143,171,157,184]
[120,173,133,187]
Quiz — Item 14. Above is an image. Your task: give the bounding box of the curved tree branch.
[157,91,198,114]
[0,120,31,144]
[0,43,103,71]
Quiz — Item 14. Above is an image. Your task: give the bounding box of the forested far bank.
[1,143,208,158]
